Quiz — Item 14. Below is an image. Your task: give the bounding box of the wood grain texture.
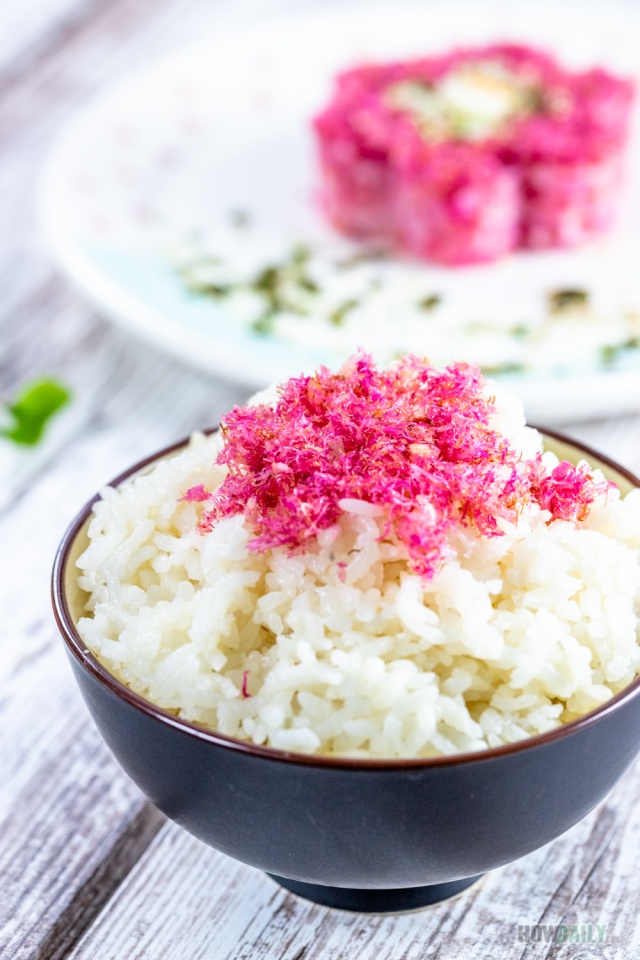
[0,630,164,960]
[65,755,640,960]
[0,0,283,955]
[2,0,640,956]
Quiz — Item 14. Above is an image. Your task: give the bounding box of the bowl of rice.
[52,353,640,913]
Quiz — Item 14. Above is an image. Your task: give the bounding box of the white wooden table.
[3,0,640,956]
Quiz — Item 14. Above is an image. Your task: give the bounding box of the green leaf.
[1,378,71,446]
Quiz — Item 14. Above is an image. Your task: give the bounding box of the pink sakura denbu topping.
[180,483,210,503]
[530,459,604,523]
[188,354,611,579]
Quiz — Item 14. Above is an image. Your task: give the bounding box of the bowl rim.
[52,425,640,769]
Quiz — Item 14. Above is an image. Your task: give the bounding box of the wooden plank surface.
[0,0,275,955]
[2,0,640,957]
[65,755,640,960]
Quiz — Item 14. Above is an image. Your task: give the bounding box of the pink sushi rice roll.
[511,67,635,249]
[312,45,635,265]
[391,133,519,265]
[313,64,403,239]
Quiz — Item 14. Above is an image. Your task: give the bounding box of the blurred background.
[2,0,640,506]
[4,0,640,500]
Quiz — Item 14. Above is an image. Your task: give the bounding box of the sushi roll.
[313,44,635,265]
[313,63,402,240]
[390,133,519,266]
[511,66,636,249]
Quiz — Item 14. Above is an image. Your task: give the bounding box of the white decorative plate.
[40,0,640,423]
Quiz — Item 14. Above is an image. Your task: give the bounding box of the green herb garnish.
[329,299,359,326]
[1,378,70,445]
[298,276,320,294]
[480,363,525,376]
[335,248,387,269]
[250,250,318,316]
[291,244,312,265]
[418,294,442,311]
[599,338,640,366]
[600,345,618,366]
[549,289,589,314]
[190,282,230,297]
[252,313,277,336]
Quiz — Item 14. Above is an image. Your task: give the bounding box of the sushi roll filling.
[386,60,545,142]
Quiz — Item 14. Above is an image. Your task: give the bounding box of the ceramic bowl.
[52,428,640,913]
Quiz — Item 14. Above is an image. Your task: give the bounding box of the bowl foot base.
[267,873,485,913]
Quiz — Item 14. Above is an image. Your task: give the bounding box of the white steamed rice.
[76,389,640,758]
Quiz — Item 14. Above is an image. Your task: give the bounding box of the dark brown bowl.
[52,428,640,912]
